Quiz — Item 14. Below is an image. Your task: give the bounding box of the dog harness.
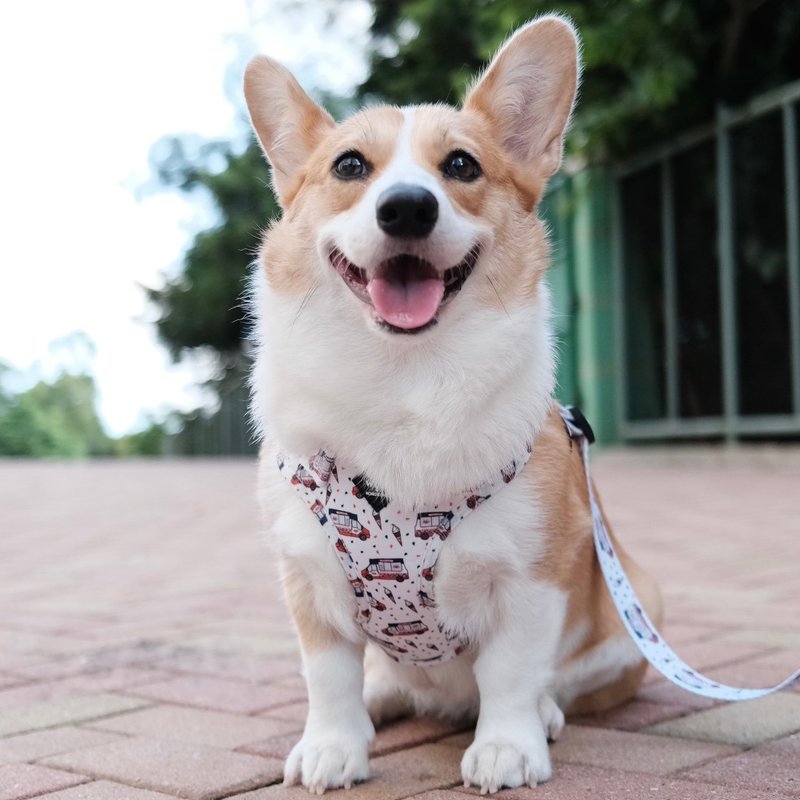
[277,439,533,666]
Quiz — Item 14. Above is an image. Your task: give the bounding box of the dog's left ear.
[464,15,580,178]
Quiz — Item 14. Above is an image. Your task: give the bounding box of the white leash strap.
[565,409,800,700]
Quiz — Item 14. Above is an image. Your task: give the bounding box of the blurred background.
[1,0,799,457]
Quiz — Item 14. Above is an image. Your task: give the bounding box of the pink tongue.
[367,277,444,329]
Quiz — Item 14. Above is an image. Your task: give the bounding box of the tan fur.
[280,560,343,655]
[526,405,663,713]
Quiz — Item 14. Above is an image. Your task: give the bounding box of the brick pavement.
[0,450,798,799]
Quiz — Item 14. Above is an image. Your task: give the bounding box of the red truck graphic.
[382,620,429,637]
[421,566,434,581]
[330,509,370,540]
[310,500,327,525]
[415,511,453,541]
[624,604,658,643]
[349,577,365,597]
[361,558,409,582]
[290,465,318,490]
[309,453,335,482]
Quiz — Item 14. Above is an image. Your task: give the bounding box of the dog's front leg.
[461,583,565,793]
[281,562,374,794]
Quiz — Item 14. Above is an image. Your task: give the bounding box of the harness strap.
[563,406,800,700]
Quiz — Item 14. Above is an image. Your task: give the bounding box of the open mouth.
[329,247,480,334]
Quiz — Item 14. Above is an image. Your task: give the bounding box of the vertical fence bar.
[611,177,629,437]
[716,106,739,441]
[661,158,680,421]
[783,102,800,418]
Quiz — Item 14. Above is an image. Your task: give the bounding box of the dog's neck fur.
[252,270,555,507]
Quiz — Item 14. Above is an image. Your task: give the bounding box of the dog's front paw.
[461,729,551,794]
[284,735,370,794]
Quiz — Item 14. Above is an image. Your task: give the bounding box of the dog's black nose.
[376,184,438,238]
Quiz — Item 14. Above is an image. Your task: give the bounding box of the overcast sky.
[0,0,371,435]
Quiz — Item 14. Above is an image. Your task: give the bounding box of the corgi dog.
[244,15,661,795]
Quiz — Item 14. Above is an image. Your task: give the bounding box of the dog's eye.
[333,151,369,180]
[442,151,481,182]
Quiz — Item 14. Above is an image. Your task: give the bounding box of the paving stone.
[0,726,126,766]
[369,716,469,757]
[129,674,305,715]
[238,731,299,761]
[450,762,798,799]
[30,780,177,799]
[645,691,800,747]
[0,763,87,800]
[0,694,150,738]
[233,743,461,800]
[636,678,721,711]
[88,704,299,749]
[568,698,695,731]
[680,731,800,796]
[41,737,282,800]
[550,724,740,775]
[260,701,307,725]
[0,671,172,713]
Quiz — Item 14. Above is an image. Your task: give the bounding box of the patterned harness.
[277,434,536,666]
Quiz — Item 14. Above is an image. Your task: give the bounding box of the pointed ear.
[464,15,580,177]
[244,56,335,206]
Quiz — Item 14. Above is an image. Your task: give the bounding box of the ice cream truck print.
[382,620,429,637]
[330,509,370,540]
[309,452,335,482]
[310,500,327,525]
[624,604,659,643]
[415,511,453,540]
[361,558,409,582]
[673,668,720,691]
[290,465,318,490]
[349,577,365,597]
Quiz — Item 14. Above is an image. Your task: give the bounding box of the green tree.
[0,367,112,457]
[145,138,278,371]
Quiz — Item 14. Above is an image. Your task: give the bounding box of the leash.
[562,406,800,700]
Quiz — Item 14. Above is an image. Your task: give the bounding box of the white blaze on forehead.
[318,107,485,272]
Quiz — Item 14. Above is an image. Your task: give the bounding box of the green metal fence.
[612,79,800,441]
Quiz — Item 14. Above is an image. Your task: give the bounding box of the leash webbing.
[565,411,800,700]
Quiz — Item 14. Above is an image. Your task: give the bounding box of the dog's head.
[244,16,579,338]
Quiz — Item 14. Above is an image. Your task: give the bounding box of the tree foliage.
[0,366,112,457]
[361,0,800,159]
[145,138,278,367]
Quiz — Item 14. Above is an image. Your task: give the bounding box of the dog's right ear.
[244,56,335,207]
